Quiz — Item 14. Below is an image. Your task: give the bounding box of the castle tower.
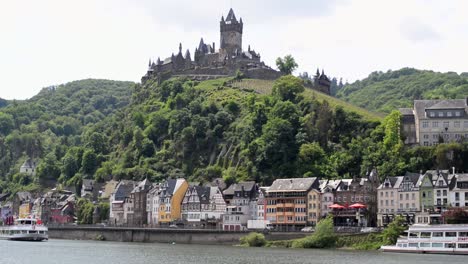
[220,8,243,55]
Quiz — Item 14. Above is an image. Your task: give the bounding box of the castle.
[142,8,331,95]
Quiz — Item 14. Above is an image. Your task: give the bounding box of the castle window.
[438,112,443,117]
[454,121,460,128]
[422,121,429,128]
[432,121,438,128]
[456,111,461,117]
[447,112,452,117]
[429,112,435,117]
[443,121,449,128]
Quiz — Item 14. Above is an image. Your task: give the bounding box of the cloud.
[400,18,440,43]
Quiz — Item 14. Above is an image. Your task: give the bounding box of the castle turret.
[220,8,243,55]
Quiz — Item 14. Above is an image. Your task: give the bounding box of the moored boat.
[0,217,48,241]
[381,224,468,255]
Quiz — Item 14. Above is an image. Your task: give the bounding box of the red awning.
[328,204,345,209]
[349,203,367,209]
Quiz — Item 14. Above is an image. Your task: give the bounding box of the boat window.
[420,232,431,238]
[420,242,431,247]
[408,243,418,247]
[409,232,419,238]
[39,231,44,234]
[445,243,456,248]
[432,232,443,237]
[458,243,468,248]
[402,244,408,248]
[25,221,31,225]
[459,232,468,237]
[445,232,457,237]
[29,230,37,234]
[432,243,443,248]
[397,243,402,247]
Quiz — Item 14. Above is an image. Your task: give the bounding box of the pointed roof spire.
[179,43,182,54]
[316,68,320,76]
[185,49,191,60]
[157,57,161,65]
[221,15,225,22]
[240,17,243,24]
[322,69,325,75]
[148,58,152,67]
[226,8,237,22]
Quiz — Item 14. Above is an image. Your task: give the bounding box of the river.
[0,239,467,264]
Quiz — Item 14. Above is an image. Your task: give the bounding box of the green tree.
[36,152,61,181]
[81,149,98,175]
[272,75,305,102]
[276,55,298,75]
[381,216,406,245]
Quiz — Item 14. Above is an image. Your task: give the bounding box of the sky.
[1,0,468,100]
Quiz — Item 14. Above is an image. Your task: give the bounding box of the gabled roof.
[82,179,95,190]
[195,185,211,204]
[113,180,137,201]
[132,178,152,193]
[20,159,37,169]
[267,178,317,192]
[16,191,32,202]
[101,180,119,199]
[223,181,256,195]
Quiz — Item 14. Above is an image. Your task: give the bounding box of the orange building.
[266,178,320,231]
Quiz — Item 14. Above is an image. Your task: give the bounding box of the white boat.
[381,224,468,255]
[0,218,48,241]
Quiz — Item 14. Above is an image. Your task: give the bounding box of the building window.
[454,121,460,128]
[465,121,468,128]
[456,111,461,117]
[447,112,452,117]
[443,121,449,128]
[438,112,443,117]
[429,112,435,117]
[423,134,429,139]
[422,121,429,128]
[423,141,429,146]
[432,121,438,128]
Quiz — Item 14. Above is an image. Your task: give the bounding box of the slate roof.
[82,179,95,190]
[16,191,32,202]
[267,178,317,192]
[131,178,152,193]
[113,180,137,201]
[195,185,211,204]
[20,159,37,169]
[414,99,467,119]
[223,181,256,195]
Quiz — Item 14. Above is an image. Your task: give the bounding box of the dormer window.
[429,112,435,117]
[438,112,443,117]
[447,112,452,117]
[438,180,444,187]
[455,111,461,117]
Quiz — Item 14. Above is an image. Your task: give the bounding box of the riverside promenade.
[48,226,308,245]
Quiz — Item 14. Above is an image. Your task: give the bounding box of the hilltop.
[336,68,468,114]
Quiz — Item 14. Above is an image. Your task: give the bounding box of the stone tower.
[220,8,243,55]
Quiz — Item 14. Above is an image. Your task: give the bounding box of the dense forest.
[0,79,134,194]
[0,75,467,196]
[336,68,468,113]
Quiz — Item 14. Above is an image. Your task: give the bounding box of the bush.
[240,232,267,247]
[381,216,406,245]
[292,215,337,248]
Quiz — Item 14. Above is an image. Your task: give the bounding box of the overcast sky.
[1,0,468,100]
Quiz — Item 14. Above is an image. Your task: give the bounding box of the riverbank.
[48,226,309,245]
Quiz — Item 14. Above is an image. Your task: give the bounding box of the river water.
[0,239,467,264]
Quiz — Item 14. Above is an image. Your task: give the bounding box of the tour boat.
[381,224,468,255]
[0,217,48,241]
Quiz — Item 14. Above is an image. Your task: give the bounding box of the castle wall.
[244,68,284,80]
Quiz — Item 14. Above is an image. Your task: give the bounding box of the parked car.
[169,224,178,228]
[301,226,315,232]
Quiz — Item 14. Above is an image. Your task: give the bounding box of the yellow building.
[307,189,321,225]
[158,179,188,223]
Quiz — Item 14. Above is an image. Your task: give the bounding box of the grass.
[231,79,384,121]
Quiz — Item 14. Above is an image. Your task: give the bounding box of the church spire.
[226,8,237,22]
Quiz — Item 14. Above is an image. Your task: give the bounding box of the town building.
[181,185,211,227]
[450,173,468,208]
[146,185,160,226]
[265,178,319,231]
[109,180,137,225]
[158,178,189,224]
[377,176,403,226]
[126,179,153,226]
[222,181,258,231]
[12,191,32,218]
[319,179,340,218]
[333,170,380,227]
[399,98,468,146]
[81,179,104,202]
